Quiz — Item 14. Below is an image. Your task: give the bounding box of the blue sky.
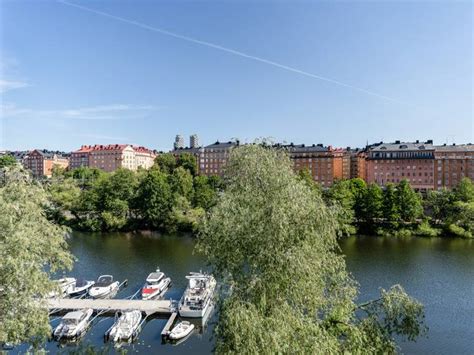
[1,0,472,151]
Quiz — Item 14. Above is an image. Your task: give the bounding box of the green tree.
[193,175,219,210]
[396,180,423,223]
[297,168,322,195]
[94,169,138,230]
[325,179,358,236]
[426,189,456,223]
[0,168,73,345]
[362,184,384,221]
[454,177,474,202]
[197,145,425,353]
[51,164,67,178]
[176,153,198,176]
[47,178,81,224]
[154,153,176,174]
[383,183,400,228]
[169,166,193,200]
[136,169,172,229]
[0,154,17,168]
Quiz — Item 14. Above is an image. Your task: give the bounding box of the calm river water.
[12,232,474,354]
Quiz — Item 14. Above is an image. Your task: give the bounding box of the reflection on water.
[11,232,474,354]
[339,235,474,355]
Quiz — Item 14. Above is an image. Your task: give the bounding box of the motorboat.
[88,275,119,299]
[141,268,171,300]
[178,272,216,318]
[168,321,194,340]
[67,279,95,297]
[48,277,76,298]
[106,310,142,342]
[53,308,93,340]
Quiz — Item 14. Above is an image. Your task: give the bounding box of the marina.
[45,267,215,346]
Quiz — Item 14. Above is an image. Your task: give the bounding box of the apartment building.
[434,144,474,190]
[350,149,367,180]
[70,144,156,172]
[366,140,435,190]
[70,145,92,170]
[199,141,238,176]
[283,144,343,187]
[24,149,69,178]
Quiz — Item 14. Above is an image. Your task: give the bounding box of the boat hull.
[88,282,119,299]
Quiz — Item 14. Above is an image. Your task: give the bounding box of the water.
[12,232,474,354]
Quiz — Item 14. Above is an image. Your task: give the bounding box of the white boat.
[53,308,93,340]
[49,277,76,298]
[178,272,216,318]
[88,275,119,299]
[67,279,95,297]
[106,310,142,342]
[168,321,194,340]
[141,268,171,300]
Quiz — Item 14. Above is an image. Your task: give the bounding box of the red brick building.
[24,149,69,178]
[366,141,435,190]
[285,144,344,187]
[434,144,474,190]
[70,144,156,172]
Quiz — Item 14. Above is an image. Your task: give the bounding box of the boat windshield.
[75,279,88,287]
[96,275,113,286]
[63,318,78,325]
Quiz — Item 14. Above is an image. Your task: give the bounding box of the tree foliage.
[197,145,426,353]
[0,154,17,168]
[0,167,73,345]
[47,153,220,233]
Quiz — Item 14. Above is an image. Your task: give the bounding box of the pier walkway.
[48,298,175,316]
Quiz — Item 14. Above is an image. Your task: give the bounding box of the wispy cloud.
[1,103,160,120]
[58,0,406,105]
[0,79,30,93]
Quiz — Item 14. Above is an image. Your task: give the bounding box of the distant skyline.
[1,0,472,151]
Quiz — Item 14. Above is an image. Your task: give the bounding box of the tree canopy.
[197,145,426,353]
[0,167,73,345]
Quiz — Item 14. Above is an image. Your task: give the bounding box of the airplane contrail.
[57,0,406,104]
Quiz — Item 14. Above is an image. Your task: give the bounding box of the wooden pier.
[161,311,178,340]
[48,298,174,316]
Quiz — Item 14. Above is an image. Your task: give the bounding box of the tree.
[136,169,172,228]
[193,175,219,210]
[177,153,198,176]
[454,177,474,203]
[169,166,193,200]
[425,189,456,222]
[47,177,81,224]
[94,169,138,230]
[362,184,383,222]
[51,164,66,178]
[383,183,400,228]
[197,145,425,353]
[325,180,358,236]
[154,153,176,174]
[396,180,423,223]
[0,167,73,345]
[297,168,322,195]
[0,154,16,168]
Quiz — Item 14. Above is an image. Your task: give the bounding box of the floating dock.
[48,298,174,316]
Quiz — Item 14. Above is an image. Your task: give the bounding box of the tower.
[174,135,184,150]
[190,134,200,148]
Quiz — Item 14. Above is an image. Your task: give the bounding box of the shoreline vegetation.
[2,150,474,239]
[39,150,474,239]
